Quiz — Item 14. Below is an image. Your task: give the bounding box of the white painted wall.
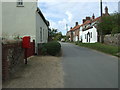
[2,2,37,41]
[0,1,1,34]
[0,1,2,89]
[82,26,97,43]
[35,12,48,54]
[79,30,83,42]
[36,12,48,44]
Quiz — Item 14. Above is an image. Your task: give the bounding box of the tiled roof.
[91,16,101,23]
[70,25,81,31]
[82,20,91,25]
[68,16,101,32]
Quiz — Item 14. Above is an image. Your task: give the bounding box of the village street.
[61,42,118,88]
[3,42,118,88]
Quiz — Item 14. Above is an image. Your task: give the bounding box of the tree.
[97,13,120,35]
[48,28,63,41]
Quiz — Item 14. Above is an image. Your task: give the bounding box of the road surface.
[61,42,118,88]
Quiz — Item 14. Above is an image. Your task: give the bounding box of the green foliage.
[48,28,63,41]
[54,32,63,41]
[98,13,120,35]
[77,42,119,57]
[42,41,61,56]
[41,46,47,55]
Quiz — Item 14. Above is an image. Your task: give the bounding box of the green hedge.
[41,41,61,56]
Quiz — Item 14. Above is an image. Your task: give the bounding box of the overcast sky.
[38,0,119,35]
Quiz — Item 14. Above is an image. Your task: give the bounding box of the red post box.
[22,36,31,48]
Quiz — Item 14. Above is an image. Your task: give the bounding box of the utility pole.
[100,0,103,43]
[100,0,103,17]
[66,24,68,32]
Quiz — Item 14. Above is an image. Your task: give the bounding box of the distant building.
[67,6,110,43]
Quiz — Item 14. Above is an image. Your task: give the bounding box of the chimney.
[75,22,78,26]
[86,17,90,20]
[105,6,108,14]
[83,19,86,23]
[92,13,95,19]
[70,27,72,29]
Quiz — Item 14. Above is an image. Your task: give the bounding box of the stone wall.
[104,33,120,46]
[2,41,24,81]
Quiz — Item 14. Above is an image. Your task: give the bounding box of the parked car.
[61,38,65,42]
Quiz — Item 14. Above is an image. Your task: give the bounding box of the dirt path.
[3,56,64,88]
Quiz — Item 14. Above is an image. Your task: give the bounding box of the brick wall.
[2,41,24,81]
[104,33,120,46]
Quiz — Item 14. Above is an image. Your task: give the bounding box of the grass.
[75,42,119,57]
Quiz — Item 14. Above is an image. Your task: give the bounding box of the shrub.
[43,41,61,56]
[41,46,47,55]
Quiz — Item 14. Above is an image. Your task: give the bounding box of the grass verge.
[75,42,119,57]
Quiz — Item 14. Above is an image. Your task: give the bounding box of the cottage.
[67,22,80,42]
[67,6,110,43]
[2,0,49,54]
[79,15,99,43]
[80,6,109,43]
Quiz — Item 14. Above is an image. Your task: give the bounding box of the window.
[40,27,42,42]
[17,0,24,6]
[43,29,45,40]
[91,32,92,38]
[85,34,86,39]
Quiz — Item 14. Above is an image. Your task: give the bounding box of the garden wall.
[104,33,120,46]
[2,41,24,81]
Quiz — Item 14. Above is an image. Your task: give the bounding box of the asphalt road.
[61,42,118,88]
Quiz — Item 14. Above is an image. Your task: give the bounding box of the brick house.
[67,22,81,42]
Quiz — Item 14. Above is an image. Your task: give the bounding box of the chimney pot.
[83,19,86,23]
[92,14,95,19]
[75,22,78,26]
[86,17,90,20]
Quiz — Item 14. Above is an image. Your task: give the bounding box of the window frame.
[17,0,24,7]
[91,32,92,38]
[40,27,42,42]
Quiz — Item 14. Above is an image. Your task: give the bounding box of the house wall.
[0,1,2,38]
[79,30,83,42]
[36,12,48,54]
[0,6,1,87]
[2,2,37,41]
[36,12,48,44]
[82,27,97,43]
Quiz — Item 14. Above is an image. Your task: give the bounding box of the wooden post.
[33,40,35,55]
[25,48,27,64]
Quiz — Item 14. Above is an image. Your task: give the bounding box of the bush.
[42,41,61,56]
[41,46,47,55]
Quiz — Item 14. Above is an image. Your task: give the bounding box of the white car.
[61,38,65,42]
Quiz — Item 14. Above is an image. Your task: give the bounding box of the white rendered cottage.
[81,26,98,43]
[79,16,99,43]
[2,0,49,54]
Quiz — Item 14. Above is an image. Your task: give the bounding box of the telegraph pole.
[100,0,103,43]
[66,24,68,32]
[100,0,103,17]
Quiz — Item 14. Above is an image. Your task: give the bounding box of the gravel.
[3,56,64,88]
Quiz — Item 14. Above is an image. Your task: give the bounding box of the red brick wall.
[2,42,24,81]
[2,40,35,81]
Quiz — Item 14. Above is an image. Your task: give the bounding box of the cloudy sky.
[38,0,119,35]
